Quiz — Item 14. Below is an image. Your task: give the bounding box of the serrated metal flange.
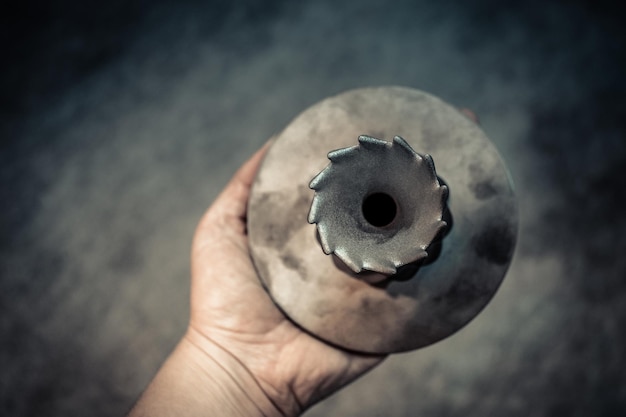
[308,135,448,275]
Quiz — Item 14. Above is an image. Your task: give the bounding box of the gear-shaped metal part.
[247,86,518,353]
[308,135,448,275]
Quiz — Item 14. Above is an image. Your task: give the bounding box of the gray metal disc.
[247,86,517,353]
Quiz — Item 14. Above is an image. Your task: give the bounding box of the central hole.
[362,193,397,227]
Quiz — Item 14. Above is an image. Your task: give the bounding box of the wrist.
[183,328,288,417]
[128,329,287,417]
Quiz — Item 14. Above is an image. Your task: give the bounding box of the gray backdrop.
[2,0,625,416]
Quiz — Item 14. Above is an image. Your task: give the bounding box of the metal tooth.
[308,193,323,223]
[402,248,425,261]
[358,135,390,150]
[440,184,449,204]
[328,146,358,162]
[309,169,330,190]
[317,223,334,254]
[334,247,361,273]
[438,186,449,221]
[423,154,438,180]
[392,136,418,158]
[363,259,397,275]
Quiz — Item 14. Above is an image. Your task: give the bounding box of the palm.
[188,145,384,415]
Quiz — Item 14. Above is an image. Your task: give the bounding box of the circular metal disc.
[248,86,517,353]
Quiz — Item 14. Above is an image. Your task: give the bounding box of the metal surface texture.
[308,135,448,276]
[247,86,517,353]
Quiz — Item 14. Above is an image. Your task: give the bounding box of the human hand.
[183,142,384,416]
[129,143,384,417]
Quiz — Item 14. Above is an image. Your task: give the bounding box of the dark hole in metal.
[362,193,397,227]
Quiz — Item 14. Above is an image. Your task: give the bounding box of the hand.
[129,143,385,417]
[188,142,385,416]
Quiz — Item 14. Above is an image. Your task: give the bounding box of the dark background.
[1,1,625,416]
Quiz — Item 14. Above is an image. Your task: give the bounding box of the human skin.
[127,142,385,417]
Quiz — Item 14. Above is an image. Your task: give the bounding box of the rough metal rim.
[247,86,517,353]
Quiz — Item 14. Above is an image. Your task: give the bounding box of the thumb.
[196,142,271,239]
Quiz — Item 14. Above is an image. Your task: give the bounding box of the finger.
[197,142,271,233]
[459,108,480,124]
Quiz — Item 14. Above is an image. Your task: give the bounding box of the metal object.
[247,86,517,353]
[308,135,448,276]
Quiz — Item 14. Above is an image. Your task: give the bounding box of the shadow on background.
[1,0,625,416]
